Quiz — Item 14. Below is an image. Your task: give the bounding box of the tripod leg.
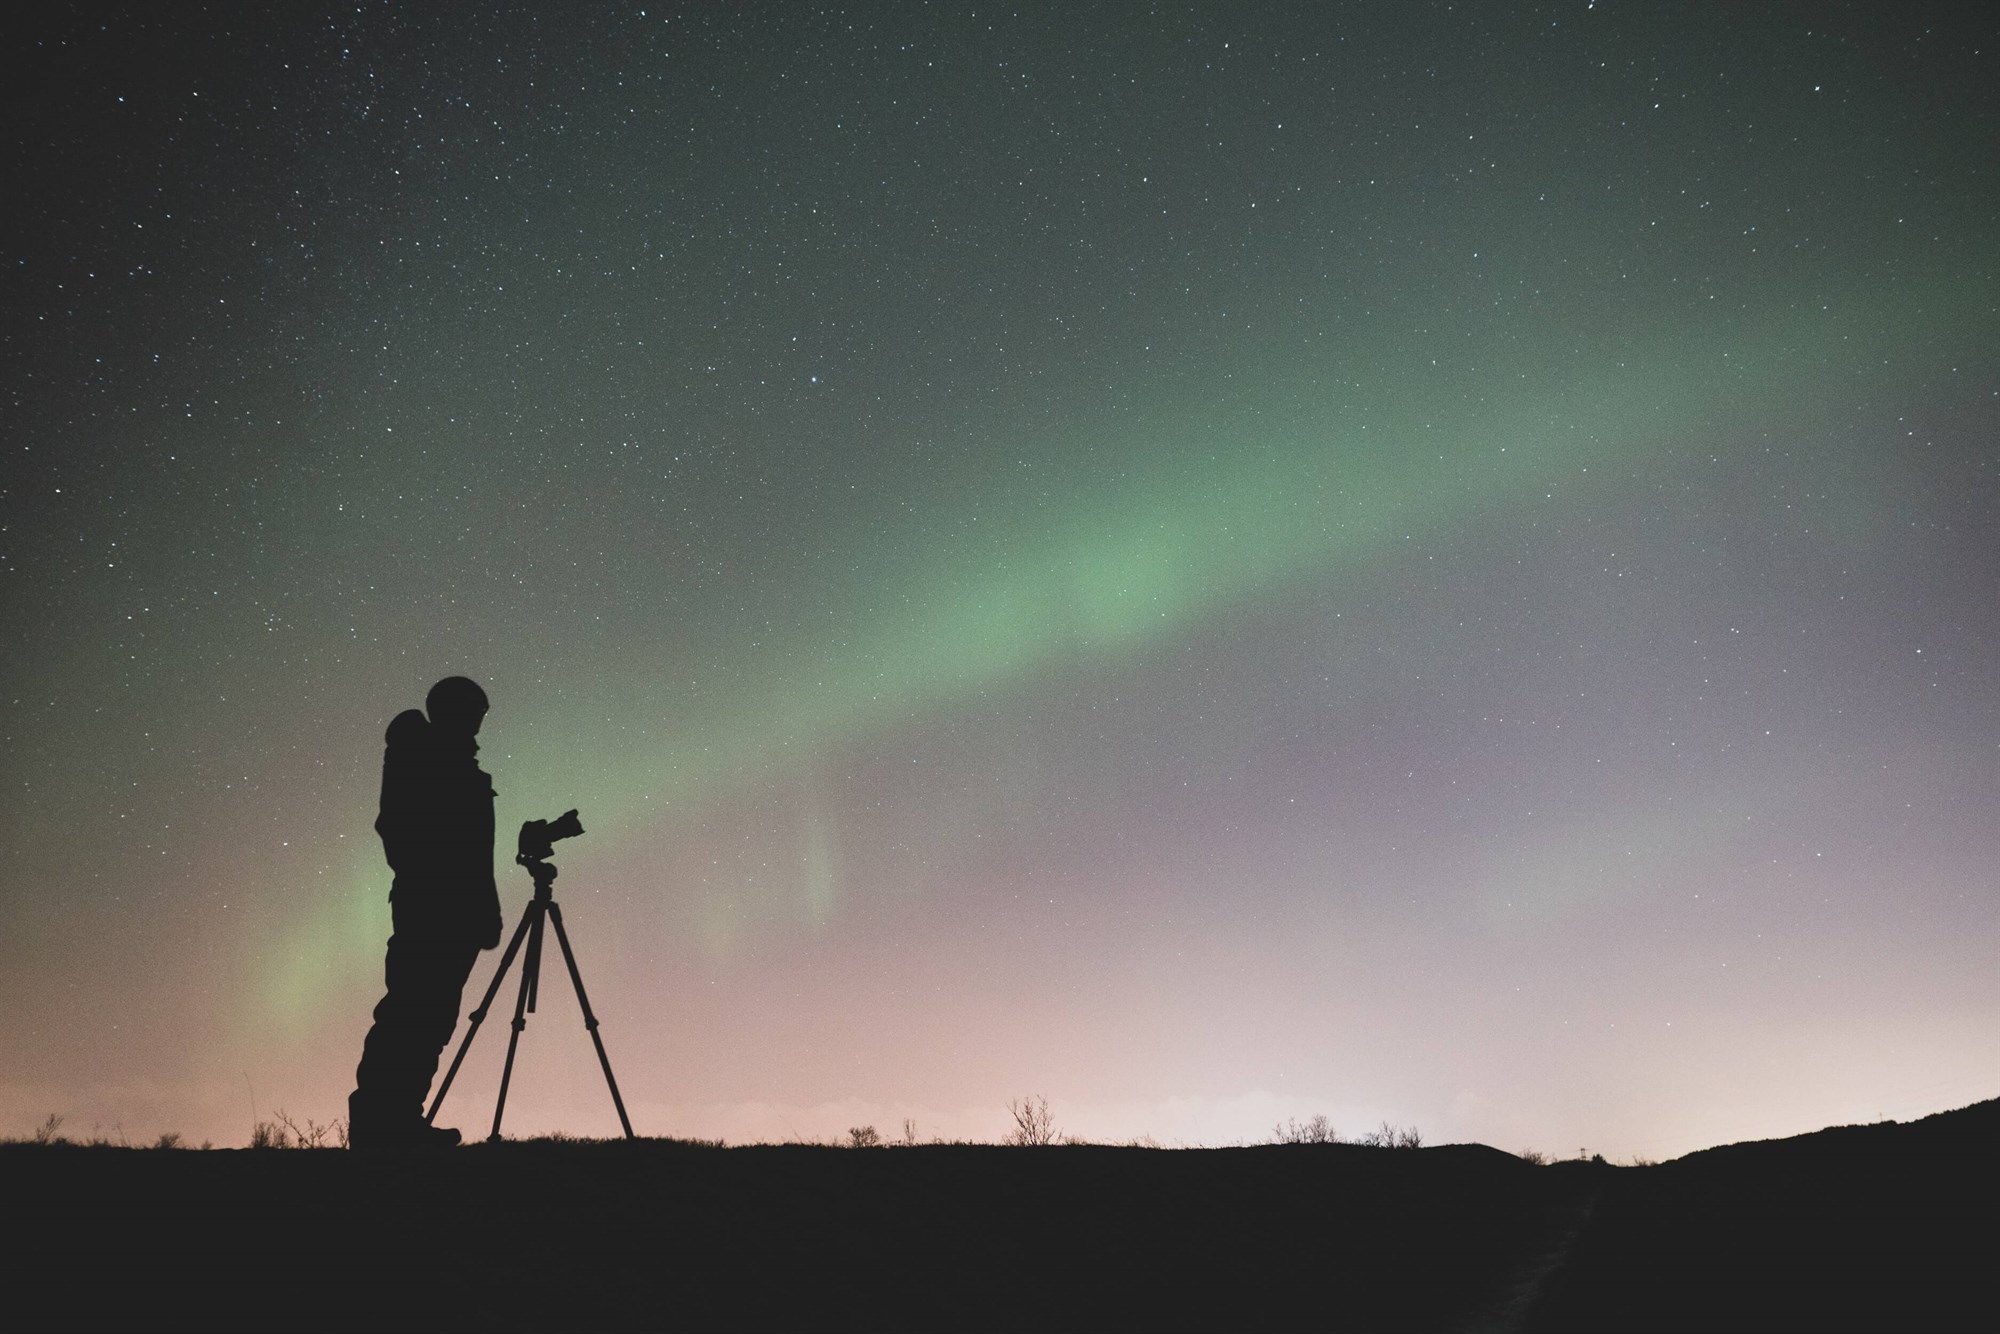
[524,895,545,1014]
[428,902,536,1124]
[489,903,545,1142]
[546,902,636,1139]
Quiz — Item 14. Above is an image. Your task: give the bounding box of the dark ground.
[10,1099,1997,1331]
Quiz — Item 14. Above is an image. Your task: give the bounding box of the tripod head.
[519,857,560,897]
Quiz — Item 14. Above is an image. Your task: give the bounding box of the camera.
[517,809,584,864]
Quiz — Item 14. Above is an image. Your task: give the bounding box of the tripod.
[427,853,635,1141]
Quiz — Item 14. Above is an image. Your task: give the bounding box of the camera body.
[517,808,584,864]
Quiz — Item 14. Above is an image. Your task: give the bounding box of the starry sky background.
[3,2,1995,1155]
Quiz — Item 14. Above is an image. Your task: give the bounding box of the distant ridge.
[1668,1092,2000,1164]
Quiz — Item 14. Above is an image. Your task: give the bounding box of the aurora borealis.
[3,3,1996,1156]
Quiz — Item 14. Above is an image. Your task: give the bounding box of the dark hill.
[1523,1098,2000,1331]
[11,1103,1995,1331]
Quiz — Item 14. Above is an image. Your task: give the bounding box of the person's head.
[425,676,489,739]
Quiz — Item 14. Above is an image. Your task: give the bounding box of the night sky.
[4,3,1996,1156]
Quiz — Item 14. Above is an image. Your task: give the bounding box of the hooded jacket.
[375,709,503,948]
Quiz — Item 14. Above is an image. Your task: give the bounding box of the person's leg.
[351,933,480,1142]
[401,937,481,1101]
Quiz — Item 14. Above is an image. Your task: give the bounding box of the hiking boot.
[349,1117,463,1151]
[416,1122,464,1150]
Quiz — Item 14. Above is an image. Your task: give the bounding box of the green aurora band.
[257,275,1989,1027]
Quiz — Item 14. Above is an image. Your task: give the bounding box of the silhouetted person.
[348,676,503,1149]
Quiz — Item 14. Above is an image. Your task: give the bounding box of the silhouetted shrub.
[1356,1120,1423,1149]
[31,1113,66,1145]
[154,1131,184,1150]
[1005,1095,1059,1146]
[1517,1148,1547,1165]
[259,1109,342,1149]
[848,1125,882,1148]
[1273,1115,1338,1144]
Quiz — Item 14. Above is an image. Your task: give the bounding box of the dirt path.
[1446,1185,1600,1334]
